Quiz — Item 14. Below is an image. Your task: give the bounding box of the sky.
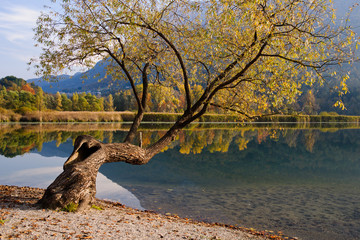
[0,0,358,81]
[0,0,55,80]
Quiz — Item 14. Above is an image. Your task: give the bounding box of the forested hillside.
[0,76,114,113]
[3,72,360,115]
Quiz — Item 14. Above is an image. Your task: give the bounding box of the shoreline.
[0,185,294,240]
[1,110,360,125]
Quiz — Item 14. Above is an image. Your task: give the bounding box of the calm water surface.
[0,123,359,240]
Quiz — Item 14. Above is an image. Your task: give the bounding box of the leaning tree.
[31,0,358,210]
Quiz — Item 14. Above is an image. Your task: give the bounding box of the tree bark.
[38,135,150,210]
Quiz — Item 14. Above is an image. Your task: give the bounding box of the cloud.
[0,5,39,42]
[0,46,34,62]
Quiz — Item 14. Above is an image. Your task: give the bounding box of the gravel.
[0,185,266,240]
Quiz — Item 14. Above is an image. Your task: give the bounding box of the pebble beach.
[0,185,269,240]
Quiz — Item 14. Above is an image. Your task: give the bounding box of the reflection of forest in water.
[1,123,360,160]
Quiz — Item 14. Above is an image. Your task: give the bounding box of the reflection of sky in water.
[0,153,143,210]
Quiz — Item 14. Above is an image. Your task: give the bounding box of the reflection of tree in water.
[0,129,42,157]
[179,130,210,154]
[283,129,300,148]
[107,132,113,144]
[207,130,237,153]
[256,129,270,144]
[0,125,116,157]
[138,128,319,155]
[302,130,320,152]
[0,124,357,158]
[235,130,251,151]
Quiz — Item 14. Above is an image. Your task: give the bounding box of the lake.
[0,122,359,240]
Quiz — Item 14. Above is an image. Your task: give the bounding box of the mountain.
[27,60,131,94]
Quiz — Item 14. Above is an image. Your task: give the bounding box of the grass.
[256,114,360,125]
[91,205,103,211]
[1,110,245,123]
[61,202,79,212]
[0,108,21,122]
[1,109,360,124]
[20,111,125,122]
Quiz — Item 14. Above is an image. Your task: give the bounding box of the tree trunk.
[38,135,150,211]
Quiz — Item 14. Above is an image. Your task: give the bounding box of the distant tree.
[147,84,178,112]
[4,90,20,110]
[0,79,48,112]
[104,94,114,111]
[45,94,56,110]
[32,0,358,210]
[55,92,63,111]
[71,93,79,111]
[30,81,36,89]
[302,90,320,115]
[0,86,6,107]
[35,87,45,111]
[113,91,135,111]
[99,97,104,111]
[19,90,36,110]
[78,93,90,111]
[85,93,103,111]
[21,84,36,95]
[61,93,73,111]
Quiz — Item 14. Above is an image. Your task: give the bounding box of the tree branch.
[210,103,254,119]
[147,27,192,113]
[124,63,149,143]
[106,50,142,109]
[260,53,331,68]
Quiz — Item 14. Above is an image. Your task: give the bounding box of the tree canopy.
[32,0,358,148]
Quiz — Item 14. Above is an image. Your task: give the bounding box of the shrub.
[319,111,339,116]
[143,112,181,122]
